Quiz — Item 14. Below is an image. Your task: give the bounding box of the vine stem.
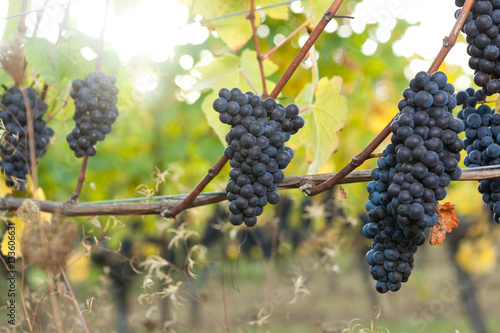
[247,0,268,97]
[1,166,499,217]
[165,155,228,218]
[61,267,90,333]
[304,0,474,196]
[69,155,88,203]
[269,0,345,99]
[69,0,110,202]
[167,0,345,219]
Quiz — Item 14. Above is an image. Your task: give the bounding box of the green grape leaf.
[259,0,290,20]
[195,49,278,146]
[289,76,347,174]
[24,38,61,86]
[190,0,255,51]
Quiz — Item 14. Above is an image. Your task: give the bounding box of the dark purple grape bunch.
[213,88,304,227]
[363,71,464,293]
[389,71,464,233]
[457,87,500,222]
[66,72,119,158]
[455,0,500,95]
[0,86,54,190]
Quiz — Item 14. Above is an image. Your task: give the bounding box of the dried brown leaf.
[430,202,460,245]
[336,186,348,200]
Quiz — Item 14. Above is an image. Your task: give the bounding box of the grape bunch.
[0,86,54,190]
[457,87,500,222]
[213,88,304,227]
[455,0,500,95]
[363,71,464,293]
[66,72,119,158]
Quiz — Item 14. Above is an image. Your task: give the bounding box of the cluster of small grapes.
[213,88,304,227]
[364,143,416,293]
[66,72,119,158]
[363,71,464,293]
[457,87,500,222]
[456,0,500,95]
[0,86,54,190]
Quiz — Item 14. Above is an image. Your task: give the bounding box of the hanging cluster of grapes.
[363,71,464,293]
[457,87,500,222]
[213,88,304,227]
[66,72,119,157]
[456,0,500,95]
[0,86,54,190]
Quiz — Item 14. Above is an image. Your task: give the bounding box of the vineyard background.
[0,0,500,332]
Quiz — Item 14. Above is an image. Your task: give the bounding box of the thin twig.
[220,274,230,333]
[247,0,268,97]
[48,277,65,333]
[32,0,50,37]
[60,267,90,333]
[95,0,110,73]
[428,0,474,73]
[21,90,39,197]
[168,0,345,219]
[56,2,71,45]
[17,0,28,34]
[68,155,88,203]
[304,0,474,196]
[180,288,230,331]
[262,19,311,60]
[1,166,499,217]
[368,152,383,159]
[239,69,259,94]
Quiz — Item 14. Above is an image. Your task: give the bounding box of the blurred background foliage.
[0,0,500,332]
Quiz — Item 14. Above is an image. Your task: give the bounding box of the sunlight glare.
[81,46,97,61]
[136,72,158,92]
[107,0,188,63]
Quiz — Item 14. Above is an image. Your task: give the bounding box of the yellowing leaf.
[66,251,91,283]
[188,0,289,49]
[190,0,255,51]
[430,202,460,245]
[259,0,290,20]
[456,237,497,274]
[289,76,347,174]
[1,217,25,259]
[0,177,13,197]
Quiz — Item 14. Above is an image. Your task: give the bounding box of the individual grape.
[214,88,304,227]
[0,86,54,190]
[67,72,119,158]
